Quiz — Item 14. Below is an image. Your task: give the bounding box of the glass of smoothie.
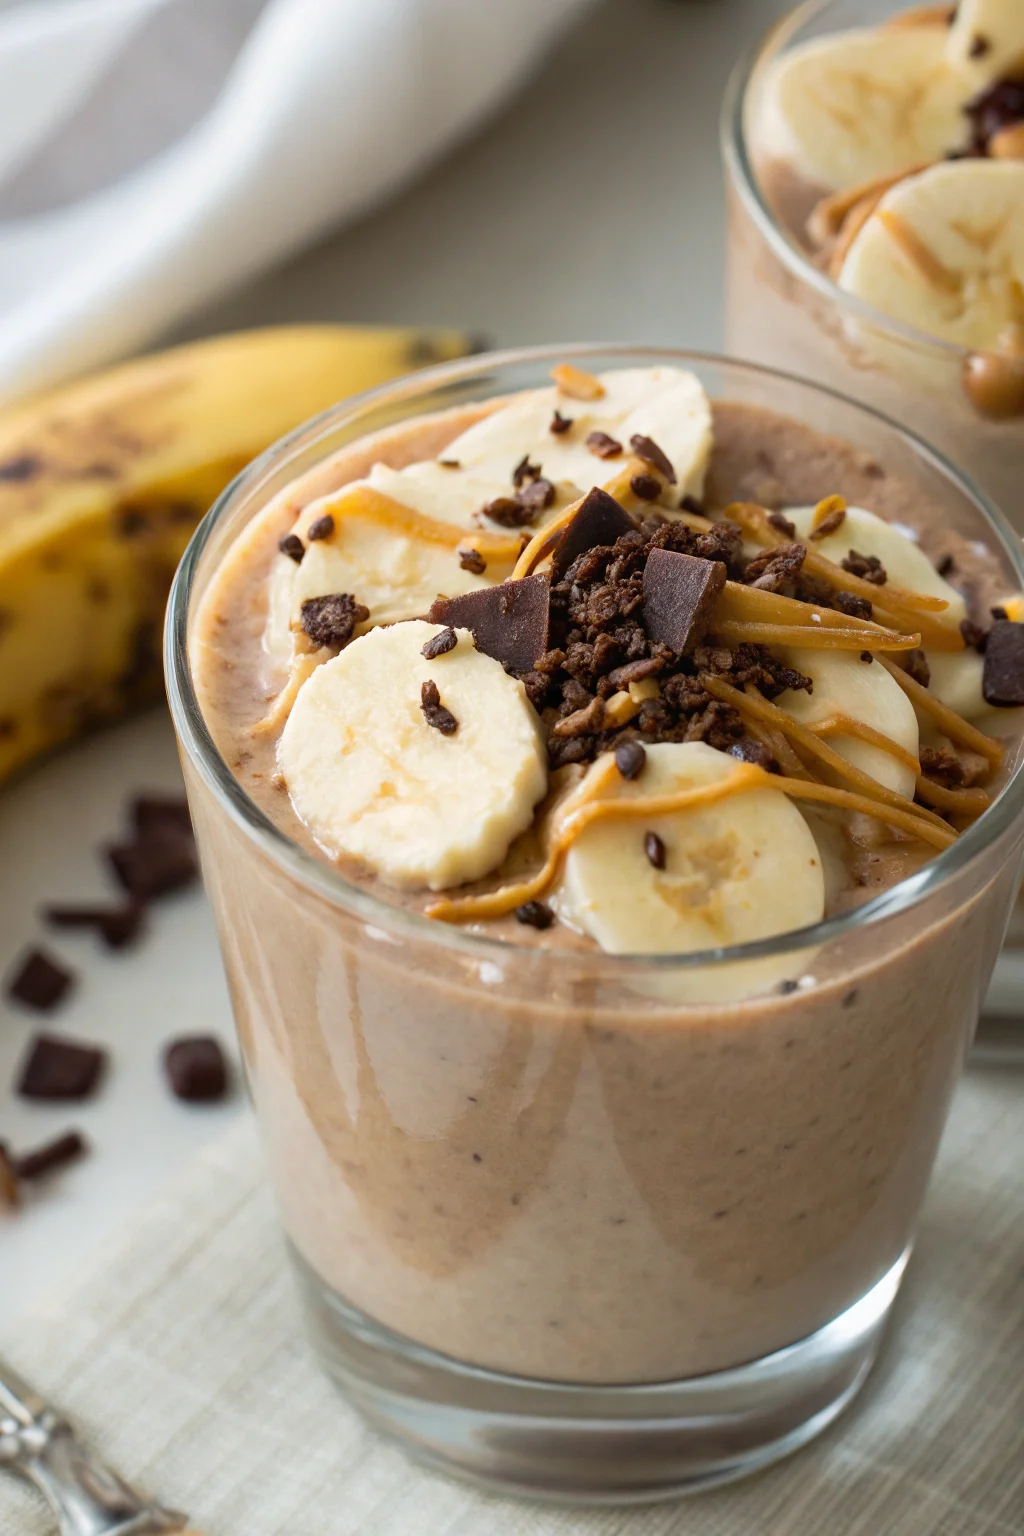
[166,345,1024,1502]
[722,0,1024,531]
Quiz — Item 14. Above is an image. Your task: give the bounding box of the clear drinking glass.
[166,347,1024,1503]
[721,0,1024,533]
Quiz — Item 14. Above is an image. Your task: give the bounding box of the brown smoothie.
[186,389,1024,1384]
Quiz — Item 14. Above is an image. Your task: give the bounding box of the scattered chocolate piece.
[729,738,777,771]
[960,618,988,652]
[458,548,487,574]
[107,828,198,901]
[549,410,573,435]
[964,77,1024,155]
[429,575,551,672]
[44,901,145,951]
[420,680,458,735]
[6,948,75,1012]
[307,514,335,542]
[586,431,623,460]
[300,592,369,648]
[18,1033,106,1101]
[0,1144,18,1210]
[969,33,990,59]
[15,1130,88,1181]
[438,457,461,468]
[841,550,887,585]
[835,591,872,621]
[482,496,536,528]
[515,901,554,930]
[164,1036,229,1103]
[860,650,874,664]
[903,649,931,688]
[644,831,666,870]
[991,605,1009,622]
[615,739,646,780]
[743,542,805,592]
[982,620,1024,706]
[132,794,192,840]
[630,473,661,501]
[767,511,797,539]
[551,696,607,737]
[422,626,458,660]
[629,434,676,484]
[278,533,305,563]
[810,507,846,540]
[937,554,956,578]
[550,487,637,577]
[643,548,727,656]
[516,477,555,516]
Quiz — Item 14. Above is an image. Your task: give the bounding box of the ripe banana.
[279,620,547,890]
[0,323,473,784]
[947,0,1024,83]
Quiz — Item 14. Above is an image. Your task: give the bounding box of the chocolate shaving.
[164,1036,230,1103]
[644,831,666,870]
[18,1033,106,1101]
[438,458,461,469]
[458,548,487,574]
[6,948,75,1012]
[421,680,458,735]
[586,431,623,460]
[429,576,550,672]
[810,508,846,540]
[550,411,573,435]
[279,534,305,563]
[300,592,369,648]
[422,626,457,660]
[307,514,335,542]
[629,434,676,484]
[643,548,726,656]
[983,619,1024,706]
[515,901,554,930]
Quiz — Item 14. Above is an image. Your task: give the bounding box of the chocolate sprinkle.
[18,1033,106,1101]
[300,592,369,648]
[429,576,551,673]
[422,626,457,660]
[6,948,75,1012]
[307,514,335,542]
[586,431,623,460]
[644,831,666,870]
[458,548,487,574]
[164,1036,230,1103]
[421,680,458,735]
[15,1130,88,1181]
[279,533,305,563]
[515,901,554,930]
[615,740,646,780]
[550,410,573,435]
[629,434,676,484]
[45,901,145,951]
[643,548,727,656]
[983,620,1024,706]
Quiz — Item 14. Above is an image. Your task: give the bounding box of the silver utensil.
[0,1356,197,1536]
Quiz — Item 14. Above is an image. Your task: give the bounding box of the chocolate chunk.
[307,514,335,542]
[629,434,676,484]
[842,550,887,585]
[991,605,1009,621]
[960,618,988,652]
[164,1036,229,1103]
[482,496,535,528]
[515,901,554,930]
[810,508,846,539]
[458,548,487,574]
[422,626,457,660]
[132,793,193,840]
[0,454,43,483]
[615,739,646,780]
[278,533,304,563]
[429,575,551,673]
[644,831,666,870]
[835,591,872,621]
[107,828,198,900]
[44,901,146,950]
[18,1033,106,1101]
[512,455,541,488]
[550,410,573,435]
[550,487,638,578]
[586,431,623,460]
[630,473,661,501]
[643,548,726,656]
[300,592,369,648]
[420,680,458,735]
[767,510,796,539]
[516,477,555,516]
[6,948,74,1011]
[983,620,1024,706]
[15,1130,88,1181]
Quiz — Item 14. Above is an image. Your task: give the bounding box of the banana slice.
[947,0,1024,83]
[279,621,547,890]
[556,742,825,957]
[785,503,989,719]
[444,366,713,506]
[837,160,1024,351]
[755,27,968,193]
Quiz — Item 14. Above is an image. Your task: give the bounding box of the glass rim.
[720,0,987,367]
[165,342,1024,972]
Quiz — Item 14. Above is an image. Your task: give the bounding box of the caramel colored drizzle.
[512,497,587,579]
[251,648,328,735]
[809,714,921,775]
[875,654,1005,766]
[769,777,956,850]
[914,777,991,816]
[719,581,904,638]
[713,619,920,652]
[326,482,523,561]
[876,209,962,295]
[551,363,606,400]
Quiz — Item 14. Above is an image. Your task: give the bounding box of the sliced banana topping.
[755,26,968,193]
[555,742,825,956]
[278,621,547,890]
[837,160,1024,351]
[947,0,1024,84]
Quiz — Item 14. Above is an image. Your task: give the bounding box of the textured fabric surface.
[1,1067,1022,1535]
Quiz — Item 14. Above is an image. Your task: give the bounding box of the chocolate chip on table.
[307,514,335,542]
[586,431,623,460]
[429,575,551,673]
[14,1130,88,1181]
[422,626,458,660]
[643,548,727,656]
[515,901,554,930]
[983,620,1024,706]
[549,410,573,435]
[6,948,75,1011]
[644,831,666,870]
[615,740,646,780]
[18,1033,106,1101]
[630,473,661,501]
[164,1036,229,1103]
[44,901,146,951]
[420,680,458,735]
[549,486,637,578]
[132,794,193,840]
[278,533,305,563]
[299,592,370,648]
[108,826,197,901]
[629,434,676,484]
[458,548,487,574]
[810,507,846,540]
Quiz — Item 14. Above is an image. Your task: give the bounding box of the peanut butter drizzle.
[914,777,991,816]
[770,777,956,850]
[875,654,1005,765]
[809,714,921,775]
[551,363,606,401]
[876,209,963,295]
[713,619,921,652]
[251,648,329,735]
[325,482,523,561]
[719,581,906,638]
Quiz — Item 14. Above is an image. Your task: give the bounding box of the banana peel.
[0,324,473,784]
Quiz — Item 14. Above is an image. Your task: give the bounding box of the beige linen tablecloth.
[2,1068,1022,1536]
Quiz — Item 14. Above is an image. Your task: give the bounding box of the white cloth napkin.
[0,0,592,403]
[2,1067,1022,1535]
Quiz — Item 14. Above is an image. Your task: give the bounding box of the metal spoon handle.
[0,1356,189,1536]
